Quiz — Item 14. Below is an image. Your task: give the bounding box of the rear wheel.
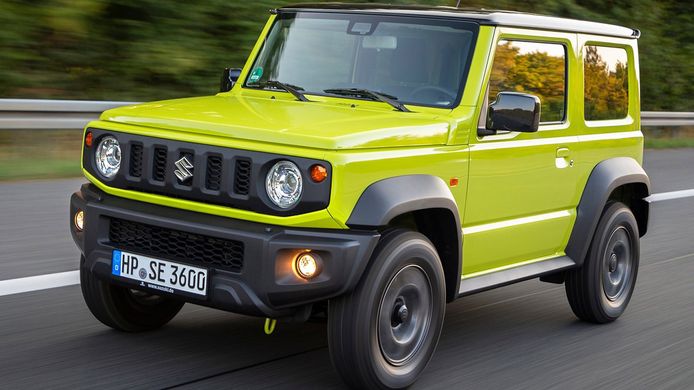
[328,230,445,389]
[565,202,640,323]
[80,256,184,332]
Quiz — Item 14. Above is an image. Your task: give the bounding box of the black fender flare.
[347,175,462,300]
[565,157,650,266]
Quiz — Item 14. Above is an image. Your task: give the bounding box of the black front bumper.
[70,184,379,318]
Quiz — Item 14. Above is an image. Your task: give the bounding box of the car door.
[462,31,580,276]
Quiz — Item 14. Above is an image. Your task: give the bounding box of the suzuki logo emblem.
[174,156,194,181]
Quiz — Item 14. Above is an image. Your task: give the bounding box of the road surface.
[1,149,693,389]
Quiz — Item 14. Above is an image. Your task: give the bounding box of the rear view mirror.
[220,68,242,92]
[485,92,541,133]
[362,35,397,50]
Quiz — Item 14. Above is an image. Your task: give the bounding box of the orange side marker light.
[310,164,328,183]
[85,131,93,147]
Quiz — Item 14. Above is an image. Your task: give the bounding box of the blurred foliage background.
[1,0,692,111]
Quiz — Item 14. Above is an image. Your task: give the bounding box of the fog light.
[74,210,84,231]
[295,252,320,279]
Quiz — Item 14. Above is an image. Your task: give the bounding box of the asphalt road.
[1,149,693,389]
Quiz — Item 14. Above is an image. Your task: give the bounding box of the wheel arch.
[346,175,462,302]
[566,157,650,266]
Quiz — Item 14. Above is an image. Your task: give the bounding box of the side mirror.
[220,68,242,92]
[483,92,541,135]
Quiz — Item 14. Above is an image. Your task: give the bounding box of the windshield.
[245,12,478,108]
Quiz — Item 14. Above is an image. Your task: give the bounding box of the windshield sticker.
[249,67,263,83]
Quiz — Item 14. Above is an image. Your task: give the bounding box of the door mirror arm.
[477,127,497,137]
[220,68,242,92]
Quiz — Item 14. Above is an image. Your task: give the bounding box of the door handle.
[555,147,574,168]
[556,147,570,158]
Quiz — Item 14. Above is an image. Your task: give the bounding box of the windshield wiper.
[323,88,410,112]
[264,80,311,102]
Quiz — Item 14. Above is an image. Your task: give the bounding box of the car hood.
[99,94,451,150]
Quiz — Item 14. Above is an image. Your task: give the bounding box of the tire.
[80,256,184,332]
[565,202,640,323]
[328,229,446,389]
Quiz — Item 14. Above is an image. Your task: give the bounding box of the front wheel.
[565,202,640,323]
[328,230,446,389]
[80,256,184,332]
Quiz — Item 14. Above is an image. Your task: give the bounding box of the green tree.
[489,42,566,122]
[584,45,629,120]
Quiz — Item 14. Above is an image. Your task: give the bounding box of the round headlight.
[95,136,121,178]
[266,160,303,209]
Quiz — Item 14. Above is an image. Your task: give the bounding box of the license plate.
[111,250,208,297]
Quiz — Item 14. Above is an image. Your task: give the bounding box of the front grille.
[84,129,331,216]
[129,143,143,177]
[109,218,244,273]
[152,147,167,181]
[205,155,223,191]
[234,158,252,195]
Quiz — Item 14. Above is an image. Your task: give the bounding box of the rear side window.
[584,45,629,121]
[488,40,566,123]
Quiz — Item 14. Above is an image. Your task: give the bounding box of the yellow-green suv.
[69,4,650,389]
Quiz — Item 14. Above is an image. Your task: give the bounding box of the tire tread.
[328,229,445,389]
[565,202,639,323]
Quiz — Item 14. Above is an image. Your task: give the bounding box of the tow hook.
[264,318,277,335]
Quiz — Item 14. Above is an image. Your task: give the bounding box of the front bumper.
[70,184,379,318]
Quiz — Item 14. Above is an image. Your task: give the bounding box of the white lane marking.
[0,271,79,297]
[645,252,694,267]
[647,189,694,203]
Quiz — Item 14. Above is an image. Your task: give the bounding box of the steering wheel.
[408,85,456,102]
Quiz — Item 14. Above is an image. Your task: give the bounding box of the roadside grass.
[0,130,82,181]
[644,138,694,149]
[644,125,694,149]
[0,127,692,181]
[0,157,81,180]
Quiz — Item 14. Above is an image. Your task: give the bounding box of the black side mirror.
[482,92,541,135]
[220,68,242,92]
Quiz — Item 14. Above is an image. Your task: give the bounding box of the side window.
[584,45,629,121]
[488,40,567,123]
